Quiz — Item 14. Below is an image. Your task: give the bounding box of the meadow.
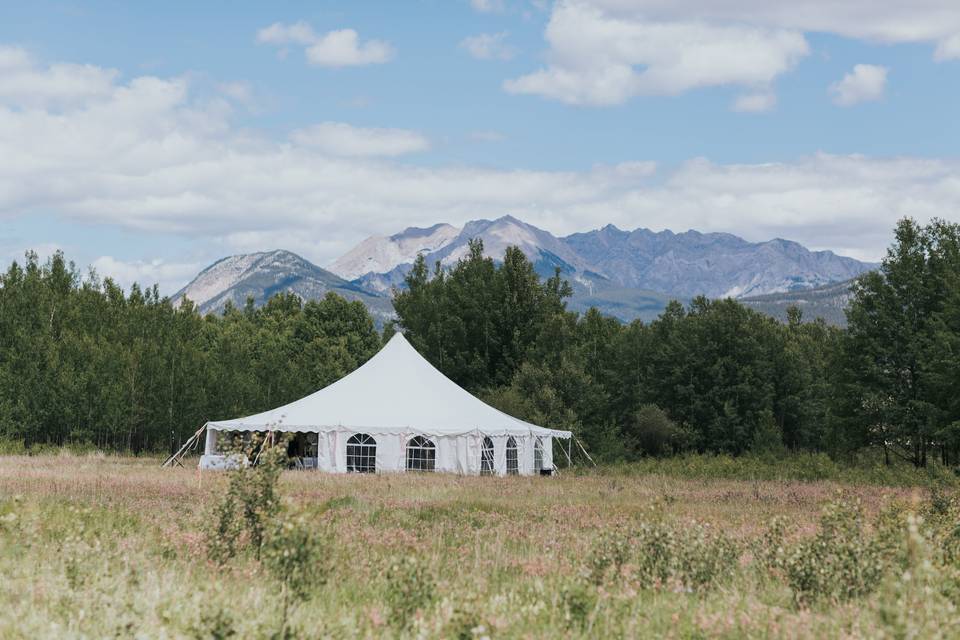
[1,452,959,639]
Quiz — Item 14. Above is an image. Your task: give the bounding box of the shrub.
[385,554,435,629]
[631,404,682,456]
[585,528,631,585]
[207,434,287,563]
[631,519,738,592]
[261,517,331,601]
[783,497,887,605]
[585,517,739,593]
[559,580,596,630]
[754,516,788,578]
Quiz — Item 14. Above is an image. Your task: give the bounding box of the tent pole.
[161,424,206,468]
[252,430,274,467]
[564,438,573,467]
[574,436,597,467]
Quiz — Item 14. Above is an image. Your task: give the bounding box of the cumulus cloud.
[90,256,205,293]
[830,64,888,106]
[290,122,430,157]
[578,0,960,53]
[256,22,394,67]
[508,0,960,106]
[504,2,808,105]
[460,32,518,61]
[0,45,118,106]
[1,47,957,278]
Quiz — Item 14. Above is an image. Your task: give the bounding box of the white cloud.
[471,0,506,13]
[504,2,808,105]
[290,122,430,157]
[460,32,518,61]
[1,47,958,279]
[830,64,888,106]
[90,255,204,293]
[256,22,394,67]
[216,81,254,104]
[508,0,960,106]
[934,33,960,60]
[256,21,318,46]
[579,1,960,54]
[732,92,777,113]
[0,45,118,106]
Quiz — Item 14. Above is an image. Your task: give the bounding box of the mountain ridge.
[173,249,394,321]
[328,215,875,305]
[173,216,876,326]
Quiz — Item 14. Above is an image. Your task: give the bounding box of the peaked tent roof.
[207,333,571,438]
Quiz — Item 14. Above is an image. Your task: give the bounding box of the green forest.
[1,218,959,466]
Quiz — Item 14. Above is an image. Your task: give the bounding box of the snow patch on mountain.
[176,252,265,308]
[329,223,460,280]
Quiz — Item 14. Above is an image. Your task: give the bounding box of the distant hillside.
[173,250,394,323]
[741,279,859,326]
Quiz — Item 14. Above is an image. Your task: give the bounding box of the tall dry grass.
[0,454,956,638]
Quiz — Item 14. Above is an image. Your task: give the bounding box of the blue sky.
[1,0,958,292]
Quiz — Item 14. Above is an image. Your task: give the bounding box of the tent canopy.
[207,332,571,439]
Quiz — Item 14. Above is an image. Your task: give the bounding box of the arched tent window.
[346,433,376,473]
[406,436,436,472]
[506,437,519,475]
[480,437,495,475]
[534,437,544,473]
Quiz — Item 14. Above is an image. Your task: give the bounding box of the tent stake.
[161,424,206,468]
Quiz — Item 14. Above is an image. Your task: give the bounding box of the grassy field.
[1,453,959,638]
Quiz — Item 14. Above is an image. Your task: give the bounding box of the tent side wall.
[200,427,561,475]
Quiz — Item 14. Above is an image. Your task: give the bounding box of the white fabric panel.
[204,429,218,455]
[200,431,565,475]
[520,436,532,476]
[543,436,554,470]
[379,434,404,473]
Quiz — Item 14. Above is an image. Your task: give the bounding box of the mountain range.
[175,215,875,324]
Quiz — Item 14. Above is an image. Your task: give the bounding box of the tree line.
[1,218,958,464]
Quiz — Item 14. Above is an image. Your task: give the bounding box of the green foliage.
[782,498,887,605]
[630,519,739,592]
[384,554,435,629]
[0,251,381,453]
[838,218,960,466]
[630,404,687,457]
[207,437,286,563]
[585,528,631,585]
[262,516,331,601]
[559,580,596,630]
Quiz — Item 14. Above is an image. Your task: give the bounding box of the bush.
[559,580,596,630]
[631,405,686,457]
[783,498,887,605]
[261,517,331,601]
[585,528,631,585]
[207,435,286,563]
[632,519,739,592]
[584,517,739,593]
[385,554,435,630]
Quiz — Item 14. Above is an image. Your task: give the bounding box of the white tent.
[200,332,571,475]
